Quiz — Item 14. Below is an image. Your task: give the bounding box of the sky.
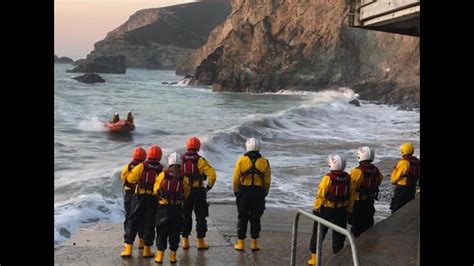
[54,0,194,60]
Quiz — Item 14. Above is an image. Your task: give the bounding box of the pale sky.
[54,0,194,60]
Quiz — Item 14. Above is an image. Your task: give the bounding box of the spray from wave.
[77,117,107,132]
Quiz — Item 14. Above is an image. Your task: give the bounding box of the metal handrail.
[290,209,360,266]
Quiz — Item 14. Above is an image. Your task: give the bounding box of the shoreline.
[55,204,340,265]
[55,198,419,265]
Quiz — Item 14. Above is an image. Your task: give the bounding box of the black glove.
[206,185,212,192]
[347,213,353,225]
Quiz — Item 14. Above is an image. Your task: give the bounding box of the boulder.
[349,99,361,107]
[72,73,106,84]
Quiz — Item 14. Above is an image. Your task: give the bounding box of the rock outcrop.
[177,0,419,106]
[72,73,106,84]
[85,0,231,69]
[67,56,126,74]
[55,55,74,64]
[73,59,87,66]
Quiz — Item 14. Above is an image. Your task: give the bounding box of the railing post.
[316,223,323,266]
[416,214,420,266]
[290,212,300,266]
[290,209,360,266]
[346,232,361,266]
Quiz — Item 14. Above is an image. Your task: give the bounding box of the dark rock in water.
[97,205,111,214]
[55,54,74,64]
[81,217,100,223]
[73,59,87,66]
[184,75,194,79]
[59,227,71,238]
[72,73,106,84]
[170,81,178,85]
[162,82,169,85]
[349,99,360,107]
[67,55,126,74]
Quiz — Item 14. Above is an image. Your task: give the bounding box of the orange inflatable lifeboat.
[104,120,135,132]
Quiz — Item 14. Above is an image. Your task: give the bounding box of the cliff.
[86,0,231,69]
[177,0,419,106]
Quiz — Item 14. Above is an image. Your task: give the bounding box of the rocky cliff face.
[177,0,419,106]
[86,0,231,69]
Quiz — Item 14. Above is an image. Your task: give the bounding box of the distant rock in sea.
[72,73,106,84]
[55,54,74,64]
[67,56,126,74]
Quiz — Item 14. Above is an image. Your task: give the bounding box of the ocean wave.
[54,86,418,245]
[200,88,359,153]
[54,193,124,245]
[265,87,360,99]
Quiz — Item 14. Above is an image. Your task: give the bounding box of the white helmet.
[357,146,374,162]
[168,152,182,166]
[114,112,119,115]
[328,154,346,171]
[245,138,260,152]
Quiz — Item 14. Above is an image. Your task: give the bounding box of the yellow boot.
[308,253,318,265]
[143,246,154,258]
[250,239,260,251]
[138,238,145,249]
[234,239,244,251]
[154,250,164,263]
[169,250,177,264]
[197,238,209,250]
[120,243,133,257]
[182,237,190,250]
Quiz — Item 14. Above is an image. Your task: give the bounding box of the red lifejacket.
[137,160,163,192]
[402,155,420,187]
[159,170,185,204]
[356,162,381,200]
[124,159,141,190]
[181,151,206,183]
[325,171,351,205]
